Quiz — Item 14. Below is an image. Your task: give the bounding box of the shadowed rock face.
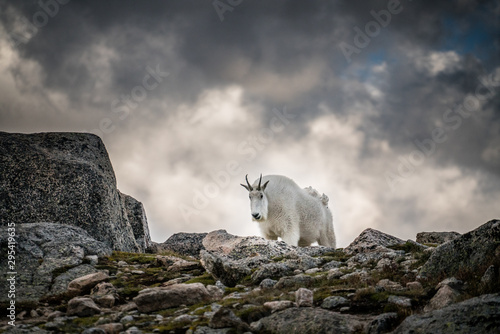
[392,293,500,333]
[0,222,111,302]
[419,219,500,279]
[0,132,150,252]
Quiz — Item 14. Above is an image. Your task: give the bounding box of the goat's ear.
[262,180,270,190]
[241,184,250,191]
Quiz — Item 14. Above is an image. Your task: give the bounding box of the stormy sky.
[1,0,499,247]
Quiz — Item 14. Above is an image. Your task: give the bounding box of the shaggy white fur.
[241,174,336,248]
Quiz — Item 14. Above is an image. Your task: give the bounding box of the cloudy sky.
[1,0,499,247]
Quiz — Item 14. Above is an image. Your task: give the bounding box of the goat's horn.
[258,174,263,190]
[245,174,253,191]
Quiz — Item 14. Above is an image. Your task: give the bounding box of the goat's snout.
[252,213,261,220]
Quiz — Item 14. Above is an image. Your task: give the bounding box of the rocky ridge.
[1,220,499,334]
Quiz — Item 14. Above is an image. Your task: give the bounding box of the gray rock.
[51,264,100,295]
[202,229,295,260]
[96,323,124,334]
[193,327,232,334]
[133,283,212,312]
[321,296,349,309]
[295,287,313,307]
[480,265,499,293]
[0,132,150,252]
[264,300,295,313]
[387,295,411,308]
[251,262,295,284]
[420,220,500,279]
[0,223,111,302]
[209,307,248,330]
[67,271,109,295]
[323,260,341,270]
[376,279,404,292]
[200,250,252,287]
[366,312,399,334]
[260,278,278,289]
[276,274,314,289]
[159,232,208,258]
[392,293,500,333]
[251,307,373,333]
[82,329,106,334]
[344,228,405,255]
[121,192,151,252]
[67,297,101,317]
[424,284,461,312]
[416,231,461,244]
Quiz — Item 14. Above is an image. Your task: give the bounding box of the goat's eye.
[260,194,263,199]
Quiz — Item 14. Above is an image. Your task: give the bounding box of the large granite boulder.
[391,293,500,333]
[0,223,111,302]
[420,220,500,280]
[0,132,151,252]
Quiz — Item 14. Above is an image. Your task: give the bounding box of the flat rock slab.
[133,283,212,313]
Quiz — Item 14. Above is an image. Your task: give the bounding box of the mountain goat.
[241,174,336,248]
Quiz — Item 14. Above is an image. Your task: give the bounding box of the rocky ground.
[1,220,499,334]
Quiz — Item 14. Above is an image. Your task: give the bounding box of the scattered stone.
[275,274,314,289]
[321,296,349,309]
[209,307,248,330]
[67,272,109,295]
[259,278,278,289]
[328,268,344,280]
[416,231,461,244]
[200,250,252,287]
[388,295,411,308]
[133,283,212,313]
[436,277,464,290]
[322,260,341,270]
[206,285,224,300]
[251,262,295,284]
[424,285,461,312]
[67,297,102,317]
[376,279,404,292]
[82,328,106,334]
[97,323,124,334]
[295,288,313,307]
[480,265,498,292]
[393,293,500,333]
[406,281,423,291]
[366,312,399,334]
[264,300,295,313]
[420,220,500,279]
[85,255,99,265]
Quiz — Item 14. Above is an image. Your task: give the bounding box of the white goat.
[241,174,336,248]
